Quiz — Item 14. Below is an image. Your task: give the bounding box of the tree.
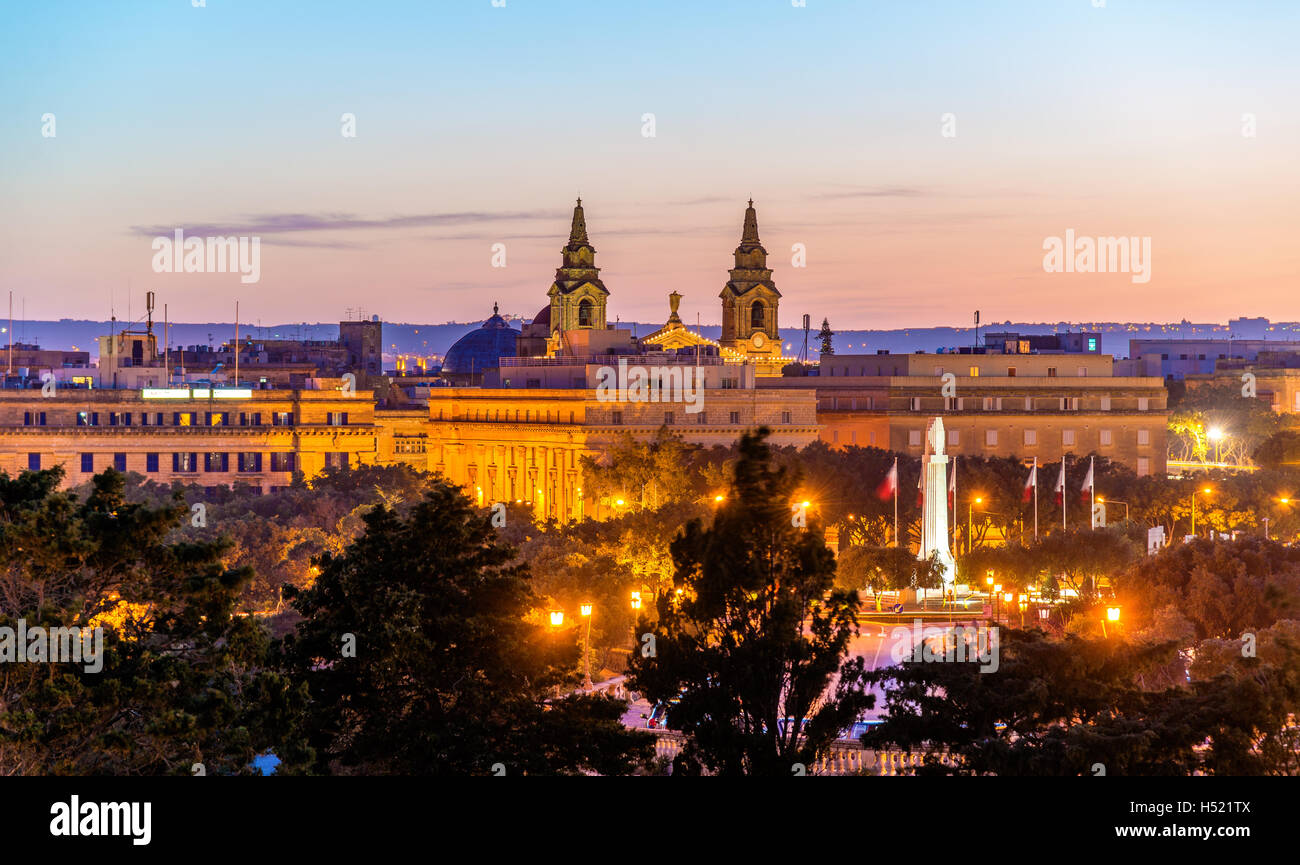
[865,628,1296,775]
[277,478,653,775]
[626,429,874,775]
[817,318,835,356]
[1115,536,1300,640]
[0,467,302,774]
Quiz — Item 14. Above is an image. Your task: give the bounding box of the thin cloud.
[127,209,565,238]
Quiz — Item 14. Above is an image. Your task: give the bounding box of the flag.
[1023,460,1037,502]
[1081,456,1095,502]
[1054,461,1066,505]
[876,459,898,501]
[948,458,956,508]
[916,464,924,507]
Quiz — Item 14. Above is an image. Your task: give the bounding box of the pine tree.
[627,429,873,775]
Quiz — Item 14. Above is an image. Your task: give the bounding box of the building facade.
[763,352,1169,476]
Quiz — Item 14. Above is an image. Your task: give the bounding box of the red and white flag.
[948,458,956,508]
[1023,459,1037,503]
[876,458,898,501]
[916,464,925,507]
[1054,461,1066,505]
[1081,456,1095,502]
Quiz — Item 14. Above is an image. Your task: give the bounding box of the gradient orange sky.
[2,0,1297,328]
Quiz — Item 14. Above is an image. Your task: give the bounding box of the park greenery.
[3,380,1299,774]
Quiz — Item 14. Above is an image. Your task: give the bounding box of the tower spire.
[568,197,589,246]
[741,198,761,245]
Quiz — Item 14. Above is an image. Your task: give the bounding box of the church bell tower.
[720,199,782,370]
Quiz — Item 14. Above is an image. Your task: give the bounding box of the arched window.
[750,300,765,331]
[578,298,594,327]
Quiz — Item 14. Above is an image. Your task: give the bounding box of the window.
[947,429,960,447]
[1024,397,1033,411]
[1047,367,1057,377]
[985,429,998,446]
[721,377,738,389]
[1077,367,1088,377]
[750,300,765,331]
[1137,397,1149,411]
[1137,429,1150,446]
[832,430,840,444]
[146,453,159,473]
[174,412,193,427]
[1007,367,1017,377]
[663,412,675,425]
[968,366,979,377]
[327,411,349,425]
[325,453,350,469]
[1099,429,1113,446]
[781,411,792,424]
[28,453,40,471]
[238,453,261,473]
[204,453,229,472]
[578,298,594,327]
[696,412,707,424]
[910,397,922,411]
[729,411,740,424]
[114,453,127,472]
[944,397,958,410]
[908,430,922,447]
[1099,396,1112,411]
[23,411,46,426]
[205,412,228,427]
[1088,337,1098,352]
[81,453,94,473]
[174,452,198,473]
[1060,397,1080,411]
[611,411,623,425]
[1063,429,1076,446]
[272,412,293,427]
[1024,429,1037,446]
[982,397,1002,411]
[270,453,295,472]
[1136,457,1150,477]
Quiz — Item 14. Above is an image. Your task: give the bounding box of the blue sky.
[2,0,1297,327]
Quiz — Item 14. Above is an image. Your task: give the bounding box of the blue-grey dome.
[443,306,519,377]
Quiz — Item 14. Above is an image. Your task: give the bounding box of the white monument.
[919,417,957,588]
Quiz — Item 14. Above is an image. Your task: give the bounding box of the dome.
[530,305,551,329]
[443,305,519,377]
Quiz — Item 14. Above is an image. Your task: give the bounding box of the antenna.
[146,291,155,335]
[802,313,811,363]
[974,310,981,350]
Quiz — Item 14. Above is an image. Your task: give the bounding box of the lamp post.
[1207,427,1225,465]
[580,603,593,690]
[1191,486,1212,537]
[1102,605,1121,638]
[968,496,984,554]
[1096,496,1129,522]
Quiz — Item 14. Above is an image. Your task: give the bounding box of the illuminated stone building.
[0,385,378,491]
[762,352,1169,476]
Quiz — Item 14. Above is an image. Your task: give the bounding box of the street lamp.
[1102,605,1121,638]
[549,610,564,627]
[1191,486,1212,537]
[968,495,984,554]
[1096,496,1129,522]
[1207,427,1225,464]
[580,603,594,690]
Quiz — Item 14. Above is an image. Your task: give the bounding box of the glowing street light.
[1207,427,1225,463]
[630,591,642,611]
[549,610,564,627]
[579,602,594,689]
[1191,486,1212,537]
[1106,606,1121,622]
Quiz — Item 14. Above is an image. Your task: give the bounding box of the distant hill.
[23,318,1300,362]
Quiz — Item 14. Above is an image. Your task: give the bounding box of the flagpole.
[1063,455,1068,531]
[951,456,957,553]
[1090,456,1096,530]
[1033,456,1039,541]
[893,457,899,548]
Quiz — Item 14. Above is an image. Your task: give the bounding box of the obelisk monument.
[920,417,958,588]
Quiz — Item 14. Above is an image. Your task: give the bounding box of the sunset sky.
[1,0,1297,329]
